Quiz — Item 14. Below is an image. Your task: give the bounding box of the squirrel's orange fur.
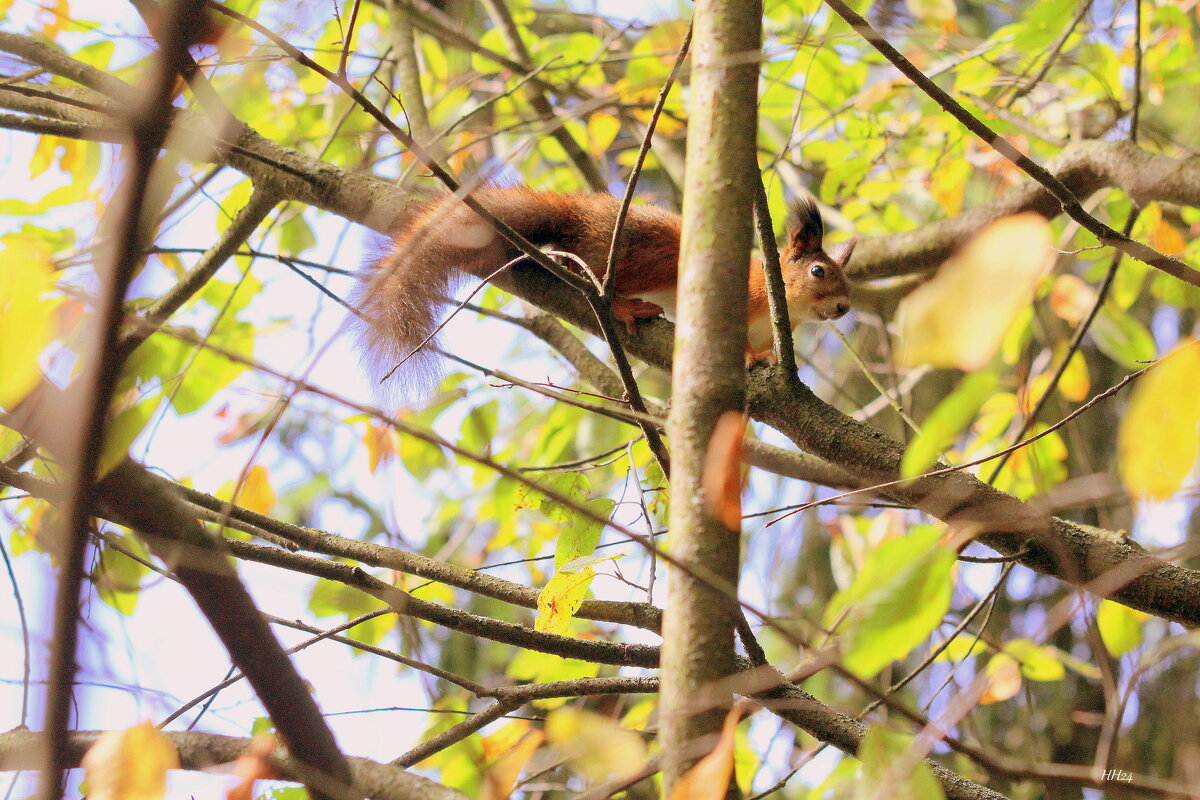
[351,186,853,387]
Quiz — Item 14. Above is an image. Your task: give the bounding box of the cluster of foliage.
[1,0,1199,799]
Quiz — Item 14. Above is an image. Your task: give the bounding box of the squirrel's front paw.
[612,297,665,335]
[745,349,779,368]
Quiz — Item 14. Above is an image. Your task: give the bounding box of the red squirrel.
[352,186,853,384]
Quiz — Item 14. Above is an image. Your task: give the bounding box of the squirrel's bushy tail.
[350,187,579,396]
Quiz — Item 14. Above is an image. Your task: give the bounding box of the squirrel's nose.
[835,302,850,317]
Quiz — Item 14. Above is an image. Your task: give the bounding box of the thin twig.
[1130,0,1143,143]
[1006,0,1096,104]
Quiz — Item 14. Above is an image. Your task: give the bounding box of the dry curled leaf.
[669,707,742,800]
[702,411,747,532]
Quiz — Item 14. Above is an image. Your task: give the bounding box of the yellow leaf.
[1096,600,1147,657]
[1056,348,1090,402]
[1048,274,1096,325]
[81,722,179,800]
[979,654,1021,704]
[482,722,545,800]
[545,707,648,783]
[363,421,399,473]
[535,569,594,635]
[238,465,276,514]
[1119,340,1200,502]
[896,214,1054,370]
[1150,219,1187,256]
[928,159,970,217]
[906,0,956,28]
[587,112,621,156]
[0,242,57,410]
[670,708,741,800]
[31,136,59,179]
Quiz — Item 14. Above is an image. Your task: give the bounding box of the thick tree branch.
[849,139,1200,281]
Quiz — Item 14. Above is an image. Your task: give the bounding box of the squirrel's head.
[782,198,854,322]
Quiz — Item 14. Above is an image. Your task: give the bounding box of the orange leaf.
[702,411,746,531]
[1048,274,1096,325]
[482,724,545,800]
[980,654,1022,704]
[1150,220,1187,256]
[669,708,742,800]
[226,736,278,800]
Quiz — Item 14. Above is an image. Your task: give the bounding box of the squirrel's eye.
[809,265,826,279]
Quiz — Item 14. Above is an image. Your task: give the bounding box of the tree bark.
[659,0,762,792]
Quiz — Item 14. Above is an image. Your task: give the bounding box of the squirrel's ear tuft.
[786,196,824,254]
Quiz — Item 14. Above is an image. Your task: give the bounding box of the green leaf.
[308,570,389,621]
[198,269,262,317]
[94,535,152,615]
[824,524,955,678]
[460,401,497,456]
[99,395,163,477]
[168,321,253,416]
[902,370,998,478]
[857,726,946,800]
[1003,639,1067,681]
[1091,305,1156,369]
[278,212,316,257]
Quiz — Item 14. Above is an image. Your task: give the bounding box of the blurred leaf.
[0,241,58,410]
[1150,219,1187,256]
[980,654,1022,704]
[1055,348,1090,402]
[856,726,945,800]
[1119,339,1200,501]
[545,707,648,784]
[1097,599,1147,657]
[278,212,316,256]
[906,0,956,29]
[901,370,998,478]
[95,535,152,615]
[670,708,741,800]
[1003,639,1066,681]
[897,214,1054,370]
[239,465,277,515]
[1048,274,1096,325]
[587,112,621,155]
[99,395,162,477]
[482,722,544,800]
[824,524,955,678]
[1091,304,1156,370]
[81,722,178,800]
